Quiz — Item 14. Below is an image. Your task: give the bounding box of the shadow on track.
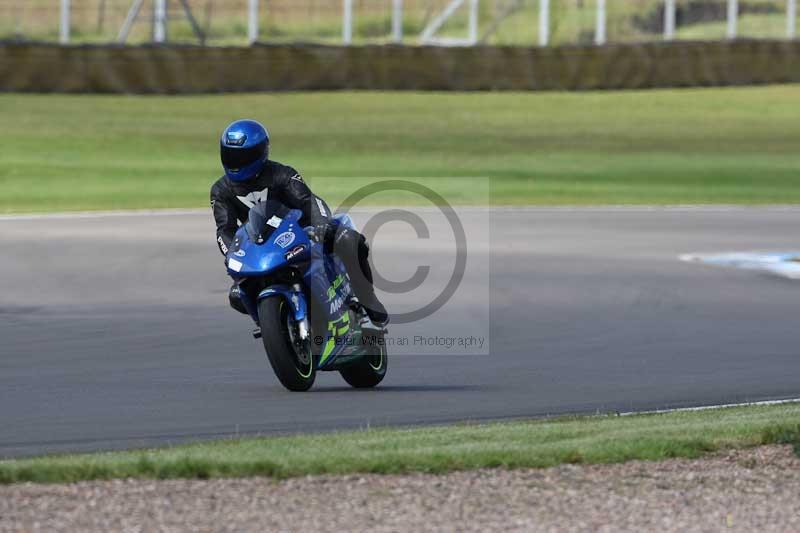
[310,384,488,393]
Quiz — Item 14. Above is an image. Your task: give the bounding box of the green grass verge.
[1,403,799,484]
[1,85,799,213]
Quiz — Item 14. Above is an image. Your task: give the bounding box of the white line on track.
[0,207,483,221]
[3,205,800,222]
[0,209,208,221]
[619,397,800,417]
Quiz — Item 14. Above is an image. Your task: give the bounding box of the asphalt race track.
[1,207,799,458]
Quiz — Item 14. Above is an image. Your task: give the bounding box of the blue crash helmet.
[220,119,270,182]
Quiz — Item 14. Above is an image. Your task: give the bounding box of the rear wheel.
[259,297,315,391]
[339,330,388,388]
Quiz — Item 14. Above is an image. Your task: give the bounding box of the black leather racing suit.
[210,160,388,323]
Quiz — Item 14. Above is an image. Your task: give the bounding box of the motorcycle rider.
[210,119,389,327]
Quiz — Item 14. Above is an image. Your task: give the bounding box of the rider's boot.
[352,298,389,332]
[358,292,389,328]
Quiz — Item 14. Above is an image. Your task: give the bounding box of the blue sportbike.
[226,200,388,391]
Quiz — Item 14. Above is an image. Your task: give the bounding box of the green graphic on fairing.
[326,274,345,301]
[319,313,351,366]
[325,272,352,318]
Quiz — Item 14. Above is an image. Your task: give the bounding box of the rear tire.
[339,331,388,388]
[259,297,315,392]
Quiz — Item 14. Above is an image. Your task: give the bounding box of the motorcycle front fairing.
[226,205,311,323]
[226,206,309,277]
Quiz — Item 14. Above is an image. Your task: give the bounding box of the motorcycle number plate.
[228,258,243,272]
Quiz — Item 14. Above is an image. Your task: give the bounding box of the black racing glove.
[306,223,333,244]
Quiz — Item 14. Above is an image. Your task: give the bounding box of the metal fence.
[1,0,797,46]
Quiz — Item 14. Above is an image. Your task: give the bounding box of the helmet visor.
[221,144,266,171]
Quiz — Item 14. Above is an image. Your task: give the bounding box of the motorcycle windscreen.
[245,200,292,243]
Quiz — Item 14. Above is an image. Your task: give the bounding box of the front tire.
[339,331,388,388]
[259,297,315,392]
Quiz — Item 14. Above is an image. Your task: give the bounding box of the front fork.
[256,283,310,341]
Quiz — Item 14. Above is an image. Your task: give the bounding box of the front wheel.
[259,297,315,391]
[339,331,388,388]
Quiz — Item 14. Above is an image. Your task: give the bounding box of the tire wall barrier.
[1,40,799,94]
